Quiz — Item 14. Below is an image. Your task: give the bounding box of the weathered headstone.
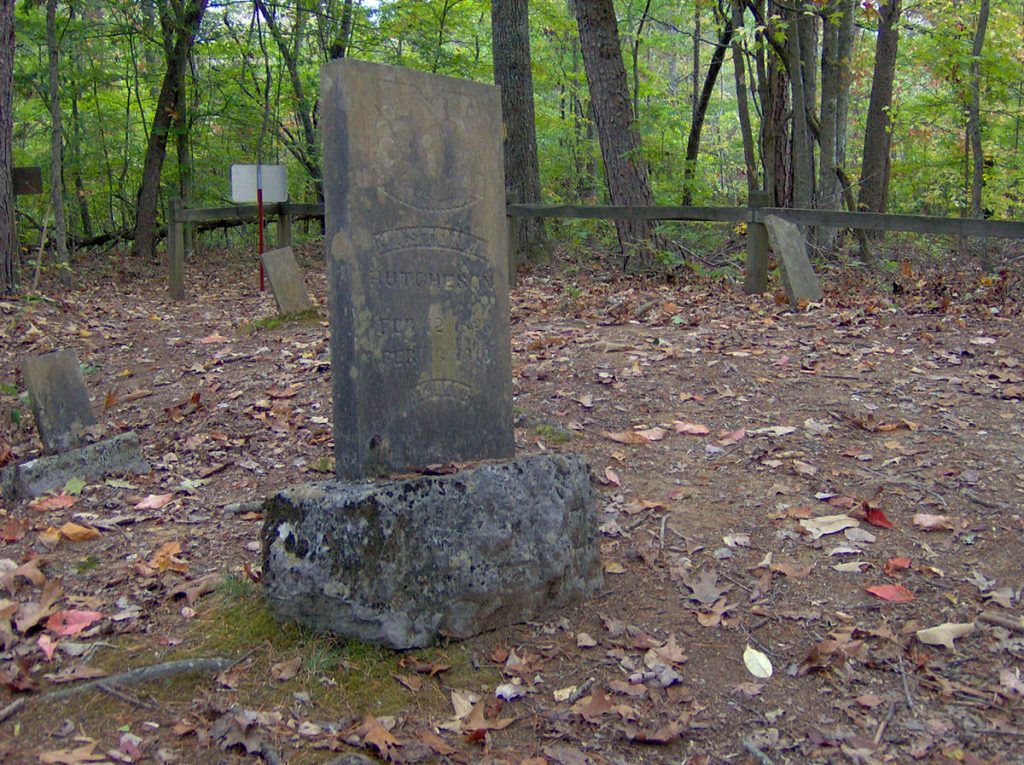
[261,454,603,649]
[260,246,313,315]
[764,215,824,307]
[22,349,96,453]
[321,59,513,479]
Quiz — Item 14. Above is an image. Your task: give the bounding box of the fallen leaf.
[576,632,598,648]
[864,504,894,529]
[622,720,683,744]
[38,526,62,547]
[574,689,614,722]
[602,467,621,486]
[356,716,401,759]
[15,577,63,633]
[603,430,655,445]
[884,557,912,576]
[46,610,103,637]
[636,427,667,441]
[394,673,423,692]
[464,700,515,731]
[167,573,224,604]
[916,622,975,650]
[683,570,729,605]
[60,523,101,542]
[270,655,303,681]
[62,477,86,495]
[913,513,955,531]
[865,584,915,603]
[135,493,175,510]
[149,541,189,573]
[800,514,859,540]
[28,494,79,513]
[743,645,773,678]
[718,427,746,446]
[37,633,58,661]
[673,421,709,435]
[38,742,108,764]
[1,517,28,542]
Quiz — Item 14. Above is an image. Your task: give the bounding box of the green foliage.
[8,0,1022,263]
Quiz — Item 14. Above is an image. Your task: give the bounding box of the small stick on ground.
[566,677,596,704]
[43,657,234,701]
[897,653,916,712]
[0,698,26,724]
[741,737,775,765]
[96,681,161,711]
[978,611,1024,634]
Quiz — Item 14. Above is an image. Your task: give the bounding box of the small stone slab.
[22,349,96,453]
[321,59,513,479]
[764,215,823,307]
[260,453,604,649]
[0,431,150,499]
[261,246,313,315]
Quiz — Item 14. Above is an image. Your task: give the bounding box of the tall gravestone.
[321,59,514,479]
[22,349,96,453]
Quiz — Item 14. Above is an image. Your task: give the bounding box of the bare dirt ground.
[1,243,1023,765]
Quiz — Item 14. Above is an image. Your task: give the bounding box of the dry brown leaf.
[28,494,79,513]
[912,513,955,531]
[60,523,101,542]
[149,541,189,573]
[603,430,653,445]
[135,493,175,510]
[464,701,516,731]
[38,742,108,764]
[673,421,710,435]
[15,577,63,633]
[270,655,303,681]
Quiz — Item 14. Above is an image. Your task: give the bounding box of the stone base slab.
[1,431,150,499]
[260,453,604,649]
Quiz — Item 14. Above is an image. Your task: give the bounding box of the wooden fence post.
[277,204,293,249]
[168,198,185,301]
[506,213,519,290]
[744,190,771,295]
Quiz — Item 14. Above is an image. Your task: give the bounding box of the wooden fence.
[167,196,1024,300]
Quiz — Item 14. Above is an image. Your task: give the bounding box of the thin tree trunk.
[692,0,701,124]
[816,1,840,248]
[69,6,92,240]
[0,0,15,293]
[47,0,70,287]
[573,0,657,268]
[492,0,549,265]
[858,0,901,230]
[834,0,855,176]
[968,0,990,220]
[788,7,813,210]
[631,0,653,121]
[731,0,758,195]
[132,0,208,261]
[682,16,735,205]
[329,0,355,59]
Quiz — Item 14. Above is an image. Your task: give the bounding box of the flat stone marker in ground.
[321,58,513,479]
[260,246,313,315]
[22,348,96,453]
[764,214,824,307]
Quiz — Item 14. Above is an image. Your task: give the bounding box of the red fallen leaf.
[673,421,710,436]
[884,557,912,576]
[37,634,58,661]
[464,728,487,744]
[865,584,915,603]
[46,609,104,637]
[863,504,894,529]
[28,494,80,513]
[1,517,29,542]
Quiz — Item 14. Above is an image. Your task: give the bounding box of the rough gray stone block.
[0,431,150,499]
[261,246,313,315]
[261,453,604,649]
[764,215,824,307]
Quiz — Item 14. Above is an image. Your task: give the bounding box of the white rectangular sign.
[230,164,288,203]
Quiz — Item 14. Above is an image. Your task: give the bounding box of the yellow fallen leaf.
[39,526,62,547]
[604,562,626,574]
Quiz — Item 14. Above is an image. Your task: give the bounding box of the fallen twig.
[978,611,1024,634]
[0,698,26,724]
[96,681,160,711]
[741,737,775,765]
[566,677,596,704]
[43,657,233,702]
[897,653,916,712]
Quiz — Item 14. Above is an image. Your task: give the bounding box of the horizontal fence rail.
[166,197,1023,300]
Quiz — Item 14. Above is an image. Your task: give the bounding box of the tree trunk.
[0,0,15,293]
[858,0,901,226]
[968,0,990,220]
[491,0,549,264]
[574,0,657,267]
[731,0,758,195]
[833,0,856,185]
[329,0,355,59]
[816,0,840,247]
[69,6,92,240]
[47,0,70,287]
[681,16,735,205]
[631,0,653,121]
[132,0,208,261]
[787,6,814,210]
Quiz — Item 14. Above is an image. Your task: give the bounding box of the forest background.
[0,0,1018,291]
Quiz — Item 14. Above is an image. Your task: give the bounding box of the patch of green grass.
[73,556,101,573]
[239,308,321,334]
[534,422,574,444]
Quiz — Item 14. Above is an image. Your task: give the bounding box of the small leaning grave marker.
[22,348,97,454]
[321,59,514,478]
[764,214,824,307]
[260,246,313,315]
